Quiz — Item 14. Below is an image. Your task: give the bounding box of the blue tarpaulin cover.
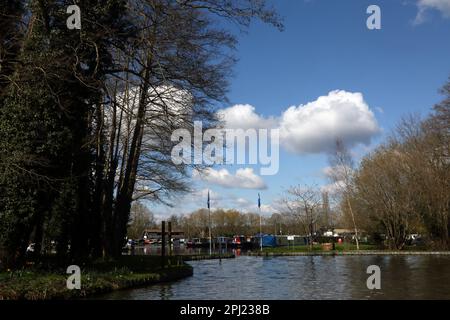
[255,234,277,247]
[263,235,276,247]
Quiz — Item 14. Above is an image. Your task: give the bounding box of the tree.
[96,0,283,257]
[127,202,156,240]
[321,191,331,228]
[351,89,449,249]
[0,1,25,100]
[0,0,283,265]
[354,145,414,249]
[0,0,136,263]
[392,108,449,248]
[279,184,322,249]
[267,213,282,235]
[421,81,450,248]
[328,139,360,250]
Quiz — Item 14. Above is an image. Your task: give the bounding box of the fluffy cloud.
[279,90,380,154]
[415,0,450,24]
[193,168,267,190]
[217,104,278,130]
[219,90,380,155]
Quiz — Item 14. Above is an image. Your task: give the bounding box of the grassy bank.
[249,251,450,256]
[0,256,193,300]
[247,244,449,256]
[263,244,377,253]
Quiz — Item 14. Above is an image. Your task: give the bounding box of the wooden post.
[219,240,222,263]
[168,221,172,256]
[332,230,336,251]
[161,221,166,268]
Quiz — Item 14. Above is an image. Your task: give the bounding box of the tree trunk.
[111,55,152,257]
[346,196,360,250]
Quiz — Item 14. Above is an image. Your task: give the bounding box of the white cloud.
[185,189,274,214]
[223,196,274,214]
[193,168,267,190]
[169,188,222,212]
[259,204,275,214]
[415,0,450,24]
[192,188,222,201]
[218,90,380,155]
[217,104,278,130]
[236,197,252,206]
[279,90,380,154]
[150,188,275,220]
[233,197,273,213]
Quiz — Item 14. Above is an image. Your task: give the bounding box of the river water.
[99,255,450,300]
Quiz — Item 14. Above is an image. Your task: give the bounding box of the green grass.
[262,243,378,253]
[261,243,432,254]
[334,244,378,251]
[0,257,193,300]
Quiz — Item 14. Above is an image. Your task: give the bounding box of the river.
[99,255,450,300]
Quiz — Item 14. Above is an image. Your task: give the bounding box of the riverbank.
[250,243,450,256]
[248,249,450,256]
[264,244,379,253]
[0,256,193,300]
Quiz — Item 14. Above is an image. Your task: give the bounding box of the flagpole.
[259,211,262,252]
[208,190,212,256]
[259,193,262,252]
[209,206,212,256]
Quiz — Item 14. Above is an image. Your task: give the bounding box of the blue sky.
[151,0,450,220]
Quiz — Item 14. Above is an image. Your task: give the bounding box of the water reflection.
[98,255,450,300]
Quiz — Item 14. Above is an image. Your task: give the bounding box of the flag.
[207,190,210,209]
[258,193,261,209]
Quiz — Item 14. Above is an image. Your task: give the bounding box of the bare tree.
[127,202,156,240]
[393,112,449,248]
[354,144,414,249]
[321,191,331,228]
[279,184,322,249]
[93,0,283,256]
[328,139,360,249]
